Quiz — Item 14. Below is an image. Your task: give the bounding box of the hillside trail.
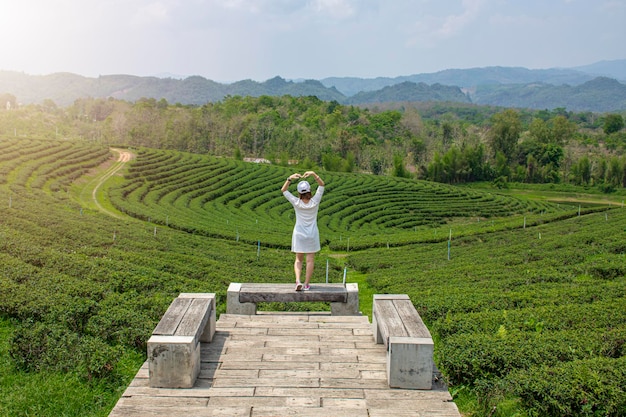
[84,147,135,219]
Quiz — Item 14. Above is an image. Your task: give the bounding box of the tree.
[488,109,521,163]
[606,157,624,187]
[463,143,489,181]
[578,156,591,185]
[494,151,511,180]
[392,154,411,178]
[603,114,624,135]
[529,118,550,144]
[549,115,575,145]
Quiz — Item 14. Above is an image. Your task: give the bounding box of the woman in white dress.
[281,171,325,291]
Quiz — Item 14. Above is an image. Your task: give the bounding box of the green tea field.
[0,137,624,416]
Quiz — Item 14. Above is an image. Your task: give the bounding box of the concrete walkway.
[109,313,460,417]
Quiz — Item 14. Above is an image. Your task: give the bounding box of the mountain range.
[1,59,625,112]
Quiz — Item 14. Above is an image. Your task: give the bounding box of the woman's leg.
[294,253,304,288]
[304,253,315,287]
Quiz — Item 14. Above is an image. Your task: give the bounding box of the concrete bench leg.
[148,335,199,388]
[330,283,360,315]
[226,283,256,315]
[387,336,434,390]
[201,304,217,342]
[371,311,383,344]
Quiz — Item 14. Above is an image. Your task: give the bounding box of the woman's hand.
[282,173,302,192]
[304,171,324,186]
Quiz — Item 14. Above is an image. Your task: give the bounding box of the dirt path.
[90,148,135,219]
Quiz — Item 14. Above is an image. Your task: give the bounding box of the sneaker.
[303,284,311,291]
[295,282,303,291]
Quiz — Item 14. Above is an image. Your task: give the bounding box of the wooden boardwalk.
[110,313,461,417]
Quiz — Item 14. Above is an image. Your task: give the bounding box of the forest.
[1,92,625,191]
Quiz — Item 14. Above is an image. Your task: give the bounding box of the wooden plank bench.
[372,294,434,389]
[227,282,359,315]
[147,293,216,388]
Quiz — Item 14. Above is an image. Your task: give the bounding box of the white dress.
[283,186,325,253]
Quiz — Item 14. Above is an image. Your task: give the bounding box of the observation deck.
[109,312,460,416]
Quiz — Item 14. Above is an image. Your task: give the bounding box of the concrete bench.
[147,293,216,388]
[227,282,359,315]
[372,294,434,389]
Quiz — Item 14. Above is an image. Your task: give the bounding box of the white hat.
[297,180,311,194]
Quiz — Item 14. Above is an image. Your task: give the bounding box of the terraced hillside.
[110,148,579,250]
[1,137,624,417]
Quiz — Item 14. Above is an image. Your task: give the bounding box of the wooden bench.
[372,294,434,389]
[147,293,216,388]
[227,283,359,315]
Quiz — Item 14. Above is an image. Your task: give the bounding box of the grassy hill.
[0,137,624,416]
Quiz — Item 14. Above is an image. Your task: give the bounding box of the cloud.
[405,0,486,48]
[601,0,626,11]
[131,1,172,26]
[308,0,356,19]
[209,0,371,20]
[215,0,306,15]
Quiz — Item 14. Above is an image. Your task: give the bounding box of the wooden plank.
[320,378,390,389]
[175,297,211,337]
[115,396,208,407]
[219,361,320,370]
[373,299,407,347]
[268,328,353,337]
[209,396,318,407]
[224,347,319,356]
[110,404,250,417]
[265,340,355,348]
[152,298,191,335]
[364,389,453,401]
[308,315,367,323]
[120,386,255,398]
[211,377,320,388]
[320,362,385,372]
[373,294,410,301]
[239,283,347,303]
[251,407,369,417]
[258,368,360,379]
[234,321,320,329]
[360,370,387,379]
[241,283,346,292]
[393,299,431,339]
[365,399,462,412]
[254,387,365,398]
[262,354,358,363]
[212,369,259,379]
[322,398,367,408]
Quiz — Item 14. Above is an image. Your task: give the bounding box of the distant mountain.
[1,60,626,112]
[322,66,597,97]
[571,59,626,82]
[472,77,626,112]
[0,72,344,106]
[346,81,470,105]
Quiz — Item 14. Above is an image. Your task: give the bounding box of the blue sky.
[1,0,624,82]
